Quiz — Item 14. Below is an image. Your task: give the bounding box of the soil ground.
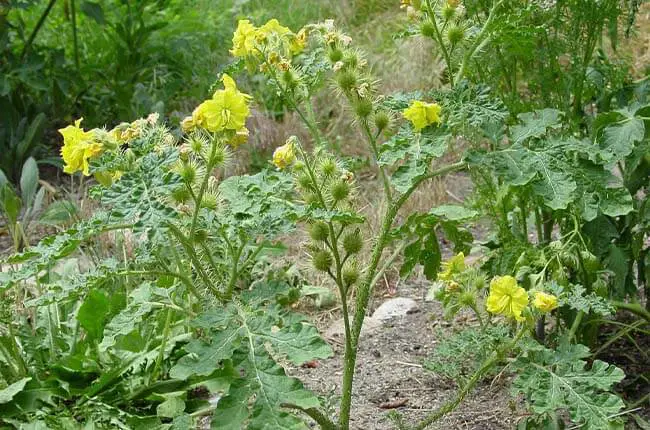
[292,280,520,430]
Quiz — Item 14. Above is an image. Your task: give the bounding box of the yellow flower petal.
[59,118,104,176]
[533,291,558,313]
[486,276,528,321]
[403,100,442,131]
[273,139,296,169]
[231,19,258,57]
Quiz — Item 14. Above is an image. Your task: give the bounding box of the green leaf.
[157,395,185,418]
[599,113,645,165]
[0,378,31,404]
[38,200,79,226]
[19,157,38,208]
[211,352,320,430]
[429,204,478,221]
[98,284,155,352]
[80,1,106,24]
[0,184,22,225]
[77,289,111,342]
[511,109,563,144]
[169,325,241,380]
[512,343,625,430]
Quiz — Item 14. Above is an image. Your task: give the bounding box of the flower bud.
[342,230,362,255]
[209,144,227,167]
[273,138,297,169]
[319,158,338,177]
[309,222,330,242]
[330,180,350,201]
[446,281,461,293]
[312,250,333,272]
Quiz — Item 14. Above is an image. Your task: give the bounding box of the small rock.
[326,317,382,339]
[371,297,419,321]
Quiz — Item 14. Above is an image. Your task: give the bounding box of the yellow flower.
[533,291,558,313]
[59,119,103,176]
[486,276,528,322]
[181,116,196,133]
[439,252,466,281]
[231,19,259,57]
[446,0,460,8]
[192,74,251,133]
[230,127,249,148]
[403,100,442,131]
[273,138,296,169]
[258,19,292,41]
[290,28,308,55]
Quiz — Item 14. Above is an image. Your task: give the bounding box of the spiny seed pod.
[283,69,298,89]
[179,145,191,162]
[201,192,219,210]
[342,52,359,69]
[312,250,333,272]
[459,291,476,306]
[193,229,208,243]
[304,192,319,205]
[320,158,338,177]
[331,180,350,201]
[342,264,360,285]
[471,276,486,291]
[179,163,196,184]
[447,25,465,45]
[442,5,455,20]
[420,22,436,38]
[171,186,191,204]
[309,222,330,242]
[189,136,205,153]
[354,98,374,118]
[210,145,227,166]
[297,173,314,190]
[374,110,390,131]
[337,70,357,93]
[342,230,362,255]
[329,48,344,63]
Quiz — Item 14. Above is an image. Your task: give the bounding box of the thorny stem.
[453,0,503,86]
[189,136,219,241]
[361,120,392,204]
[425,0,455,85]
[339,161,467,429]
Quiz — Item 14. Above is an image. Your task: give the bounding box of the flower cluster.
[59,115,156,182]
[231,19,306,72]
[486,276,559,322]
[436,253,559,323]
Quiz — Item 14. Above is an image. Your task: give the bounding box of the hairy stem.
[338,161,467,429]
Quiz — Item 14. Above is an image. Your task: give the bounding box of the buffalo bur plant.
[0,2,648,430]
